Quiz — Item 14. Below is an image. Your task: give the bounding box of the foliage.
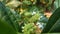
[0,18,17,34]
[22,23,36,34]
[0,1,20,32]
[0,0,60,34]
[0,2,18,33]
[42,7,60,33]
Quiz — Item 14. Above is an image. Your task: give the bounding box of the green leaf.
[42,7,60,33]
[0,1,19,31]
[23,0,32,5]
[0,18,17,34]
[49,18,60,32]
[29,13,40,23]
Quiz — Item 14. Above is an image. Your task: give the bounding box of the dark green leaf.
[0,1,19,31]
[0,18,17,34]
[42,7,60,33]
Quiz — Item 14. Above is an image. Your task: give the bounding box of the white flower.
[32,11,36,15]
[22,30,24,32]
[22,26,24,29]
